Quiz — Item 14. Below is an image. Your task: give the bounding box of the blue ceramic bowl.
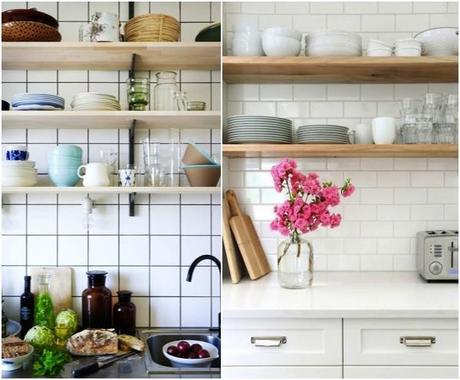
[49,167,80,187]
[6,145,28,161]
[50,145,83,159]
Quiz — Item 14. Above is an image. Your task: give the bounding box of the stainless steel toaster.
[416,230,458,281]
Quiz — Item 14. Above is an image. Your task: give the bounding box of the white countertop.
[222,272,458,319]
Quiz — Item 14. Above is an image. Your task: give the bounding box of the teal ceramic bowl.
[48,166,80,187]
[50,145,83,159]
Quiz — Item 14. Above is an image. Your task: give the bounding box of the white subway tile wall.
[2,1,221,327]
[223,2,458,272]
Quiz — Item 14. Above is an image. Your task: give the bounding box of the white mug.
[77,163,110,187]
[372,117,396,144]
[355,123,374,144]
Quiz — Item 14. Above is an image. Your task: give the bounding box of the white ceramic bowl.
[163,340,219,368]
[2,160,35,168]
[414,27,458,56]
[2,344,34,372]
[262,35,301,56]
[232,35,263,56]
[263,27,302,41]
[395,47,421,57]
[306,31,362,56]
[233,23,258,33]
[367,47,393,57]
[395,38,422,49]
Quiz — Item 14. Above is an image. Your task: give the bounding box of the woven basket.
[125,13,180,42]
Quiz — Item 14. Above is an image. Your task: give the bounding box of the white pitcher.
[78,163,110,187]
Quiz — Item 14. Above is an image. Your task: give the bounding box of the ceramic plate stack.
[12,93,64,110]
[125,13,180,42]
[226,115,292,144]
[71,93,121,111]
[297,125,350,144]
[2,161,37,186]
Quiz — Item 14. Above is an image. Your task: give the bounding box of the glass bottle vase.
[277,236,313,289]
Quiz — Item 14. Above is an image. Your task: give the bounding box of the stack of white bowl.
[71,93,121,111]
[262,27,302,56]
[306,31,362,56]
[2,146,37,186]
[367,39,393,56]
[394,39,422,56]
[232,24,263,56]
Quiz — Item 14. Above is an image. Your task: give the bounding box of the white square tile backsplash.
[2,1,221,327]
[223,2,458,272]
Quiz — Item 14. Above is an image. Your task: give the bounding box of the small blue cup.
[6,145,28,161]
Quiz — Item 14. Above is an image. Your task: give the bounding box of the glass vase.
[154,71,178,110]
[277,236,313,289]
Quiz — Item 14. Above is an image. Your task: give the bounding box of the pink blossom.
[270,158,354,238]
[342,183,355,197]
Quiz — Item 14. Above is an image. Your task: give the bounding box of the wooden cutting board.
[226,190,270,280]
[222,195,245,283]
[31,267,72,314]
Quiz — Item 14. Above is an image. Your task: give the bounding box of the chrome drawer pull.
[250,336,287,347]
[400,336,436,347]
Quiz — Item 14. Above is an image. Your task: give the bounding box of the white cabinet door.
[344,366,458,378]
[222,317,341,366]
[223,366,342,378]
[344,318,458,366]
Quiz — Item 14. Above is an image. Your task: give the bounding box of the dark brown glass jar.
[113,290,136,336]
[82,271,112,329]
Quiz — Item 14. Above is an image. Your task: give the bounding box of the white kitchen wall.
[223,1,458,271]
[2,1,221,329]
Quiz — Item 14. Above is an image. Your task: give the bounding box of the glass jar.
[126,78,150,111]
[34,274,55,329]
[113,290,136,336]
[154,71,178,111]
[277,236,313,289]
[82,271,112,329]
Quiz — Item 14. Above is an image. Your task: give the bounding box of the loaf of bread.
[118,335,144,352]
[67,329,118,356]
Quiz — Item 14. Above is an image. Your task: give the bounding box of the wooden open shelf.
[2,186,220,194]
[223,144,458,158]
[2,111,220,129]
[223,56,458,84]
[2,42,220,70]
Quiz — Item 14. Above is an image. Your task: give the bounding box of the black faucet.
[186,255,221,337]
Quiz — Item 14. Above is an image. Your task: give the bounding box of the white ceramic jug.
[78,163,110,187]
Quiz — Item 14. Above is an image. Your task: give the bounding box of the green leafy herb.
[33,347,70,377]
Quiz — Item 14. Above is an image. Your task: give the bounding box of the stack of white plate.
[297,125,350,144]
[2,161,37,186]
[226,115,292,144]
[71,93,121,111]
[12,93,64,110]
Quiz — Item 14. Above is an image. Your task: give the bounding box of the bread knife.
[71,351,137,378]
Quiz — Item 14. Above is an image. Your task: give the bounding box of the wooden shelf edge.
[2,110,221,129]
[2,186,221,194]
[223,56,459,84]
[3,42,221,70]
[222,144,459,158]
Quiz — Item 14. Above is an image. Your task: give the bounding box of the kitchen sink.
[140,329,221,376]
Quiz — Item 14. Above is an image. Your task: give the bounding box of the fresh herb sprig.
[33,347,70,377]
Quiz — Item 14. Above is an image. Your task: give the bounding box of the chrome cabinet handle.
[400,336,436,347]
[250,336,287,347]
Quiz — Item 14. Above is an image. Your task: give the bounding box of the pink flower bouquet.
[271,157,354,248]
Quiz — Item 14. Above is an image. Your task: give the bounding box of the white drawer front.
[345,366,458,378]
[223,366,341,378]
[222,318,341,366]
[344,318,458,366]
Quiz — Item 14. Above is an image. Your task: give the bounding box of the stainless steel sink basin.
[140,329,220,375]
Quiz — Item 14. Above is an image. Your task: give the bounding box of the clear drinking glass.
[154,71,178,111]
[401,115,417,144]
[436,94,458,144]
[416,121,433,144]
[174,91,188,111]
[126,78,150,111]
[99,150,118,186]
